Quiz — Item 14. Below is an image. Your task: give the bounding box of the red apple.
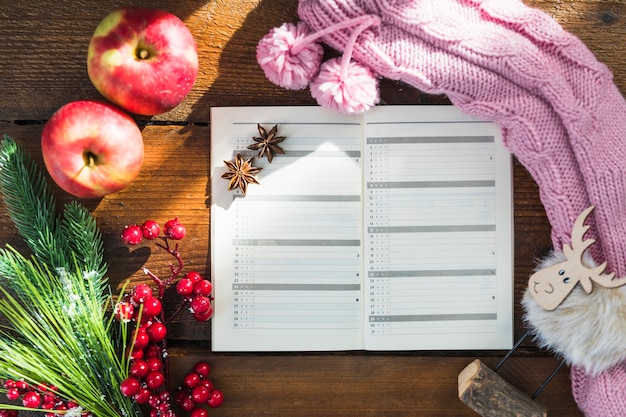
[87,7,199,116]
[41,100,144,198]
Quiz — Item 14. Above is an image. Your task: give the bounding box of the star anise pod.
[247,123,286,163]
[221,153,262,196]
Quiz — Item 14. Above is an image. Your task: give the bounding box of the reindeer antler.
[528,206,624,311]
[562,206,594,262]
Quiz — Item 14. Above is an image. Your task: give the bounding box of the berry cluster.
[175,271,213,322]
[2,380,86,417]
[117,218,221,417]
[172,363,223,417]
[122,218,186,246]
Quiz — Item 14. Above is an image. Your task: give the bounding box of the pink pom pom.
[256,22,323,90]
[310,57,379,114]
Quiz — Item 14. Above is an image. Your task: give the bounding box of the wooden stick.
[458,359,548,417]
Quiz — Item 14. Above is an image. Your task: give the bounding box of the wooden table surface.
[3,0,625,415]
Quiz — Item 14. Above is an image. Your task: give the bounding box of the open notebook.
[210,106,513,352]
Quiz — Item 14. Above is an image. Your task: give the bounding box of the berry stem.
[155,240,184,290]
[143,267,163,289]
[165,301,188,326]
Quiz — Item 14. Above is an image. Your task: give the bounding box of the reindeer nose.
[532,281,555,294]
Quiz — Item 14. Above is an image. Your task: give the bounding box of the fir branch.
[0,135,70,270]
[62,200,108,296]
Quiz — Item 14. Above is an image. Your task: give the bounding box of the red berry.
[142,297,162,318]
[22,391,42,408]
[159,391,171,403]
[173,388,187,405]
[191,386,210,404]
[176,278,194,296]
[193,280,213,297]
[148,394,161,408]
[15,380,28,390]
[207,389,224,408]
[129,359,150,379]
[190,296,211,315]
[190,408,208,417]
[193,362,211,378]
[122,225,143,245]
[198,379,214,392]
[6,387,19,400]
[144,345,161,359]
[183,373,200,389]
[145,372,165,390]
[114,301,135,322]
[134,387,152,404]
[141,220,160,240]
[42,394,55,407]
[131,284,153,304]
[185,271,203,284]
[146,357,163,372]
[133,329,150,350]
[3,380,15,389]
[128,348,144,360]
[146,322,167,343]
[164,218,186,240]
[179,395,196,412]
[193,304,213,322]
[120,378,141,397]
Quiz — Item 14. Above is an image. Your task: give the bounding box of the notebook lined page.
[211,107,365,351]
[363,106,513,350]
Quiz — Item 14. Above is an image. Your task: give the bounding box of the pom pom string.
[291,14,380,56]
[309,14,381,114]
[336,15,380,79]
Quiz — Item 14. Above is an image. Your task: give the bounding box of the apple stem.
[136,48,150,60]
[83,151,98,168]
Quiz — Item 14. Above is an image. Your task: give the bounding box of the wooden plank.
[167,351,581,417]
[2,1,626,122]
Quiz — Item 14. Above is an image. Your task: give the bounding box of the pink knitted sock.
[295,0,592,249]
[449,2,626,414]
[571,364,626,417]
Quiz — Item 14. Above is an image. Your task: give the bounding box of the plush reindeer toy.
[526,207,624,312]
